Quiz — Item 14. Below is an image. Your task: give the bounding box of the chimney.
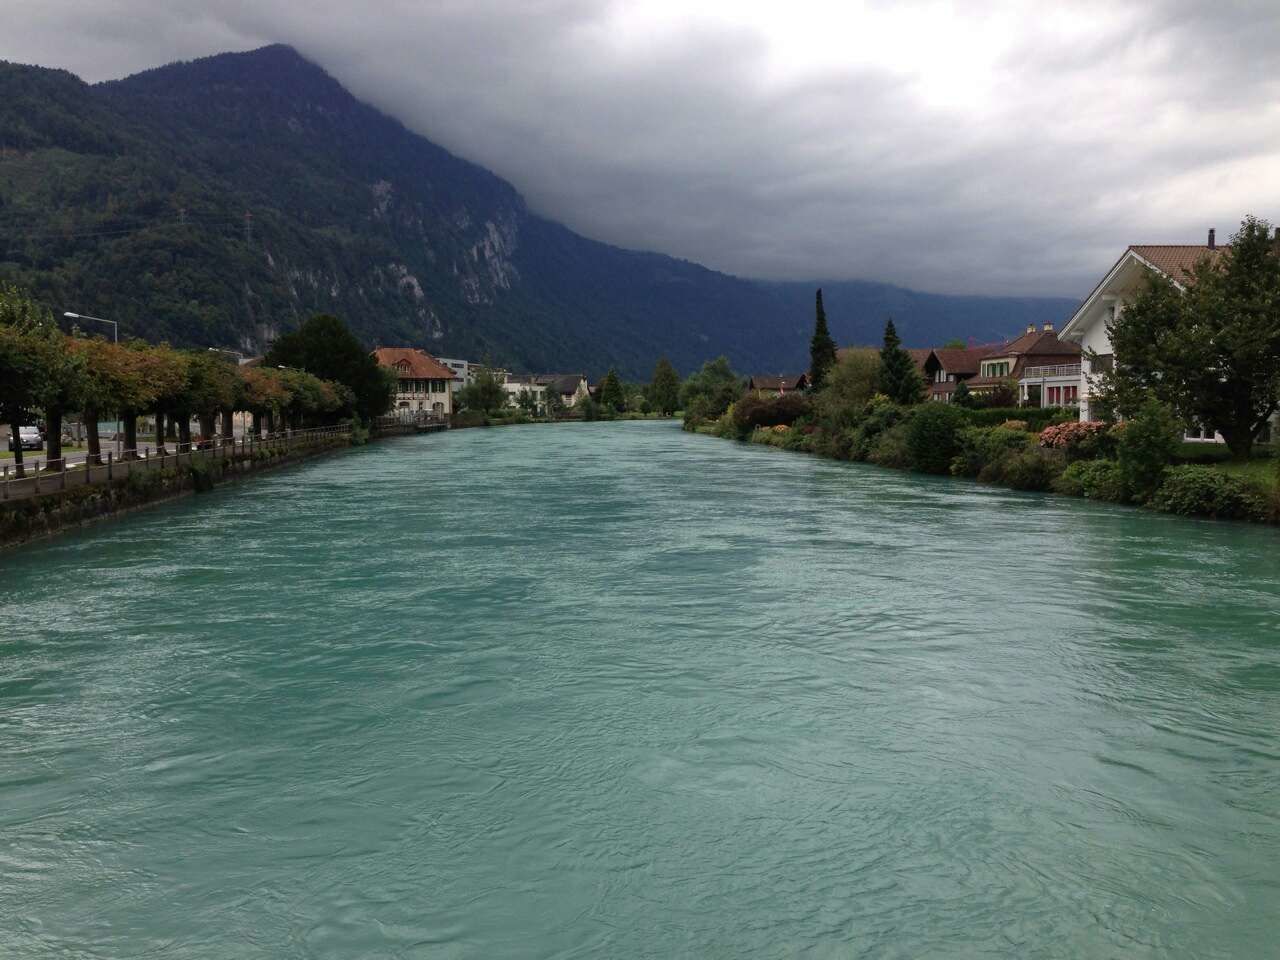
[1208,228,1216,250]
[1043,322,1054,333]
[1026,324,1035,334]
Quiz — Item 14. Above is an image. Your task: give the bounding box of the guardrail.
[1022,364,1082,379]
[1,423,351,503]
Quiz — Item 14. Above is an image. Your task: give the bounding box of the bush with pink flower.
[1038,420,1113,460]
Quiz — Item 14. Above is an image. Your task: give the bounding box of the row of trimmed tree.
[0,285,353,477]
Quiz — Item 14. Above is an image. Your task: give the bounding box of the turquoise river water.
[1,420,1278,958]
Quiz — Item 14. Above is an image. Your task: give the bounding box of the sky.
[4,0,1280,297]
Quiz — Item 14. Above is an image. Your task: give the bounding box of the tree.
[1107,216,1280,459]
[942,338,967,349]
[815,347,880,428]
[879,318,924,405]
[544,385,566,420]
[648,357,681,415]
[182,351,240,444]
[809,288,838,389]
[265,314,394,420]
[241,367,289,434]
[72,338,147,465]
[0,286,58,478]
[599,368,625,412]
[680,356,742,424]
[516,388,540,413]
[456,367,507,414]
[952,380,973,407]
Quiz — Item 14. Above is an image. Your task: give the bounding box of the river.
[2,420,1277,957]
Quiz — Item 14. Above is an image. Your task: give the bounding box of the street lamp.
[64,311,117,343]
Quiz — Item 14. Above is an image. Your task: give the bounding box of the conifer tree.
[809,288,837,389]
[952,379,972,407]
[879,317,924,405]
[599,368,625,412]
[648,357,681,415]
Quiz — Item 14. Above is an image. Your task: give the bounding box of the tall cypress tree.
[879,317,924,405]
[648,356,681,415]
[599,368,625,412]
[809,288,837,389]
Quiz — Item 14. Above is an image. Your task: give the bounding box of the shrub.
[905,403,967,474]
[962,407,1073,431]
[1117,400,1182,502]
[848,397,904,461]
[868,423,912,468]
[451,409,486,428]
[951,425,1033,478]
[1001,448,1064,491]
[1151,466,1268,521]
[999,420,1028,431]
[732,393,813,436]
[1053,459,1127,502]
[1038,420,1112,461]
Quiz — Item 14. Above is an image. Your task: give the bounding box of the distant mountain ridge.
[0,45,1078,376]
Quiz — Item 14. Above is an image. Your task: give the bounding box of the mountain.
[0,46,1078,377]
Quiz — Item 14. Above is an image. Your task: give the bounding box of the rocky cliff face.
[0,46,1077,375]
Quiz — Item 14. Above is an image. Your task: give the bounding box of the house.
[502,374,548,411]
[536,374,591,407]
[436,357,477,389]
[746,373,810,395]
[1058,230,1280,443]
[372,347,455,416]
[920,345,1000,402]
[956,324,1081,405]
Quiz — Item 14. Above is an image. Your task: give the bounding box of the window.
[1064,385,1078,404]
[1047,386,1062,406]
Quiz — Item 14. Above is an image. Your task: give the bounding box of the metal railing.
[1022,364,1082,379]
[2,423,351,503]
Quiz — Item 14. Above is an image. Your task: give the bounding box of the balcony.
[1021,364,1082,379]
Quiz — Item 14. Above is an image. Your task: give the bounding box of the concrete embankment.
[0,422,418,552]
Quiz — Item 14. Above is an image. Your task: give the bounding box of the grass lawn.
[1213,458,1280,492]
[0,442,89,462]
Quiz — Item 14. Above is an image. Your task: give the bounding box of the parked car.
[8,426,43,451]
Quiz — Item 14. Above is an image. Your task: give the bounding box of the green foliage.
[1053,460,1128,502]
[951,379,973,407]
[599,369,625,412]
[970,379,1018,408]
[867,422,912,468]
[879,319,924,405]
[950,426,1033,478]
[450,409,487,429]
[681,356,742,427]
[1116,399,1182,502]
[264,315,392,419]
[1106,216,1280,459]
[809,288,837,390]
[1150,466,1268,521]
[815,347,880,428]
[999,449,1063,491]
[647,357,681,416]
[732,393,812,438]
[962,406,1072,431]
[578,396,603,421]
[456,368,507,414]
[847,397,904,461]
[905,403,967,474]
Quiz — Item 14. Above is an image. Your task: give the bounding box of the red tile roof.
[1128,245,1227,283]
[372,347,455,380]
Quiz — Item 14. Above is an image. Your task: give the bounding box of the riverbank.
[689,399,1280,526]
[0,425,367,551]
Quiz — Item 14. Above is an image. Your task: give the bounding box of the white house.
[1057,232,1276,444]
[436,357,477,389]
[372,347,455,417]
[502,374,548,411]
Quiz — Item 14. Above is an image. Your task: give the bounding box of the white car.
[8,426,43,451]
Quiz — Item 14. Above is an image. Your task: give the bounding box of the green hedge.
[962,407,1073,430]
[1151,466,1269,521]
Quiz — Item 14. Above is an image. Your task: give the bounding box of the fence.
[1,423,352,504]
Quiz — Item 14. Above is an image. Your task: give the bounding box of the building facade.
[372,347,455,416]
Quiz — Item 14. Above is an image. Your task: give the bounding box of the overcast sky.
[4,0,1280,296]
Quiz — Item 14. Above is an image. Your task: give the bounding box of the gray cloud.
[3,0,1280,296]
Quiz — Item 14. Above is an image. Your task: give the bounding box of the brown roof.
[748,373,810,391]
[929,346,997,376]
[1128,245,1226,283]
[906,348,931,375]
[372,347,455,380]
[988,327,1082,360]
